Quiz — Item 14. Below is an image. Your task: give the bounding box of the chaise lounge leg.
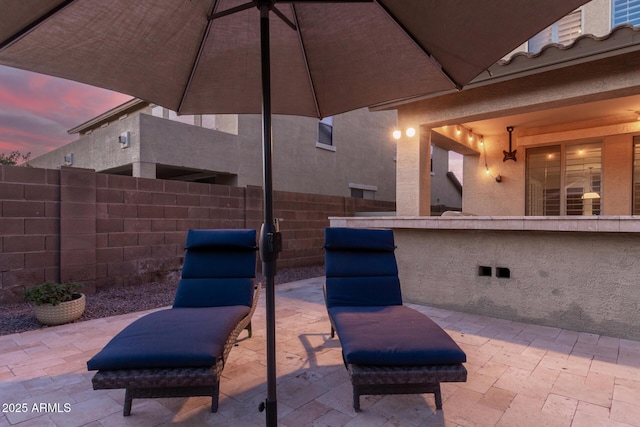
[331,326,335,338]
[246,322,252,338]
[433,383,443,410]
[123,389,133,416]
[353,388,361,412]
[211,381,220,413]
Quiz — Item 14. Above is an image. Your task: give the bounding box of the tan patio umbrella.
[0,1,588,424]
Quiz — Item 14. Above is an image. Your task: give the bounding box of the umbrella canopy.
[0,1,589,424]
[1,0,587,119]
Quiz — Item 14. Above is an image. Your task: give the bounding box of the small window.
[350,188,364,198]
[349,183,376,200]
[151,105,165,118]
[169,111,195,126]
[612,0,640,27]
[318,117,333,146]
[202,114,216,129]
[529,9,582,53]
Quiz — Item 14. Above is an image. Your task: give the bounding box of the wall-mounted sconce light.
[503,126,517,162]
[118,131,130,149]
[64,153,73,166]
[392,128,416,139]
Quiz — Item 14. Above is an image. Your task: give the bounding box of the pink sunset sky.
[0,65,131,159]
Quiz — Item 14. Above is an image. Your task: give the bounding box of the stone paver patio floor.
[1,276,640,426]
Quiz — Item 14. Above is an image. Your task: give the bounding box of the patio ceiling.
[465,94,640,138]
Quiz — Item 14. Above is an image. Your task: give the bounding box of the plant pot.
[33,293,86,326]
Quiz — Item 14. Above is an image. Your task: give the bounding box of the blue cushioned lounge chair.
[324,227,467,411]
[87,229,260,416]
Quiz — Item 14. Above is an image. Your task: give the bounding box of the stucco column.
[396,117,431,216]
[132,161,156,179]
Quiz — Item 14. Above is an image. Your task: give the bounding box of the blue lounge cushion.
[181,250,257,279]
[173,229,257,307]
[87,305,250,371]
[185,229,257,251]
[325,277,402,307]
[173,278,254,308]
[324,227,396,252]
[329,305,467,366]
[324,228,402,308]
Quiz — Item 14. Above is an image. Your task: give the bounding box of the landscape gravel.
[0,265,325,337]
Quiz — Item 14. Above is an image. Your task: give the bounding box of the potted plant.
[23,281,86,326]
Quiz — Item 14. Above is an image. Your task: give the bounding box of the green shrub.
[23,282,83,306]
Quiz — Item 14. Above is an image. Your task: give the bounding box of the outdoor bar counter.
[329,216,640,340]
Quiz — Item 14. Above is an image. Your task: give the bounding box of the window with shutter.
[318,116,334,146]
[525,143,601,216]
[612,0,640,26]
[528,9,582,53]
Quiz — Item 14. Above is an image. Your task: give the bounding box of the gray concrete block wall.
[0,165,394,303]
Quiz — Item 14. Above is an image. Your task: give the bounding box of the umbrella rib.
[0,0,77,51]
[178,0,236,113]
[289,4,321,118]
[373,0,463,91]
[178,22,212,114]
[271,7,297,31]
[209,1,255,20]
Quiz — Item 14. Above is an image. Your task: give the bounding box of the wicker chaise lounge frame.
[348,362,467,411]
[91,285,260,416]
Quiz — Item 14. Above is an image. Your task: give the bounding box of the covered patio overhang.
[333,25,640,340]
[388,24,640,217]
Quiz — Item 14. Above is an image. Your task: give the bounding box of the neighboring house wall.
[30,107,398,202]
[0,165,394,304]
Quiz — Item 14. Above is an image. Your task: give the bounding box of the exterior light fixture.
[405,127,416,137]
[118,131,131,149]
[392,129,402,140]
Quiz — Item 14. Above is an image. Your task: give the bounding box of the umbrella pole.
[257,2,280,426]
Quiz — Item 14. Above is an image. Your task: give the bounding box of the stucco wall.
[462,133,524,215]
[394,227,640,340]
